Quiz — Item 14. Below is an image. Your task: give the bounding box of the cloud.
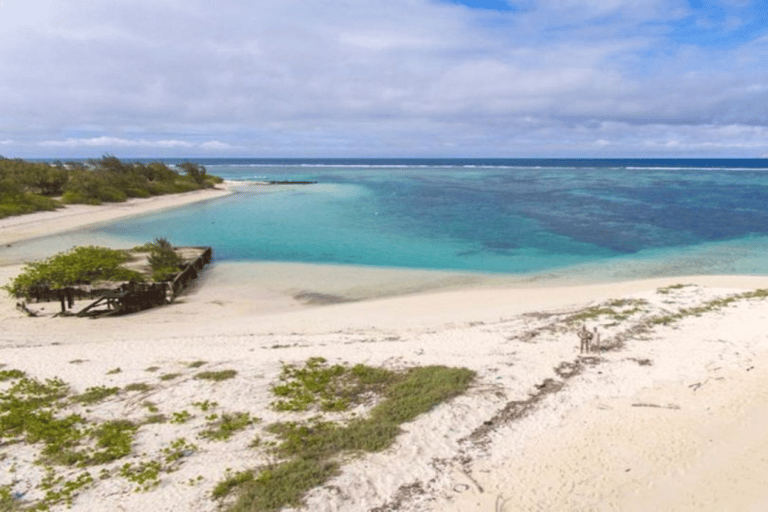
[1,0,767,157]
[199,140,236,151]
[36,136,239,153]
[39,137,194,149]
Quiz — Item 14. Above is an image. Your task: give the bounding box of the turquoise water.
[7,160,768,279]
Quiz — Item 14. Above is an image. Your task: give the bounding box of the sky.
[1,0,767,158]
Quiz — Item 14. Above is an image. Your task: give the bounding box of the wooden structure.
[76,283,169,317]
[74,246,213,317]
[169,246,212,299]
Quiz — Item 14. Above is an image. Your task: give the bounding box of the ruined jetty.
[13,244,214,318]
[75,246,213,317]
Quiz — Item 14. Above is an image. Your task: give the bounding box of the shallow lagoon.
[4,161,768,288]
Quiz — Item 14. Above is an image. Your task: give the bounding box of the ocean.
[8,158,768,282]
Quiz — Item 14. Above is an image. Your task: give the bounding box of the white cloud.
[39,137,193,148]
[199,140,235,151]
[0,0,767,157]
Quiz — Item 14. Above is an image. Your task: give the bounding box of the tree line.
[0,155,222,219]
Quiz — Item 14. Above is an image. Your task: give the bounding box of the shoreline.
[0,183,236,247]
[3,192,768,509]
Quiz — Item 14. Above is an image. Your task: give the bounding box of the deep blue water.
[69,158,768,277]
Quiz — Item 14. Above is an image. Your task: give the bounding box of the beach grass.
[0,356,474,511]
[4,284,768,510]
[221,361,475,512]
[200,412,258,441]
[195,369,237,382]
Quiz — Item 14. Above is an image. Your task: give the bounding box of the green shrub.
[1,156,221,216]
[62,190,99,205]
[3,246,144,298]
[172,180,200,193]
[95,186,127,203]
[126,187,151,198]
[148,238,183,281]
[0,190,60,218]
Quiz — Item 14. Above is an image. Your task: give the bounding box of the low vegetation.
[520,285,768,352]
[0,155,223,218]
[3,238,187,299]
[563,298,649,327]
[146,238,184,282]
[195,370,238,382]
[200,412,257,441]
[644,288,768,328]
[271,356,395,412]
[3,246,144,298]
[220,359,475,512]
[0,358,475,511]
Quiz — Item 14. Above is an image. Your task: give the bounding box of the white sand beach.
[0,185,233,248]
[3,195,768,511]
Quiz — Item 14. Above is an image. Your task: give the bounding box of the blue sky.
[1,0,768,158]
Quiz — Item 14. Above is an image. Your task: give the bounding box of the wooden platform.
[76,246,213,317]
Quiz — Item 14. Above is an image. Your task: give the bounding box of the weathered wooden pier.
[73,246,213,317]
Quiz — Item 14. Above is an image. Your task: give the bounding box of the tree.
[178,162,208,185]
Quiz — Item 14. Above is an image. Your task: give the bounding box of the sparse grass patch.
[196,369,237,382]
[0,369,24,381]
[106,367,121,375]
[563,298,648,326]
[143,413,167,424]
[222,361,474,512]
[656,283,692,294]
[38,468,95,509]
[0,366,251,509]
[200,412,257,441]
[170,410,192,424]
[271,357,395,412]
[120,460,162,492]
[641,289,768,330]
[188,360,207,368]
[160,372,181,381]
[124,382,153,393]
[0,484,23,511]
[162,437,198,464]
[212,469,255,499]
[193,400,218,412]
[145,366,160,372]
[88,420,137,464]
[119,437,197,492]
[73,385,120,405]
[226,459,338,512]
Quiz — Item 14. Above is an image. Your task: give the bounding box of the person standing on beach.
[578,325,593,353]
